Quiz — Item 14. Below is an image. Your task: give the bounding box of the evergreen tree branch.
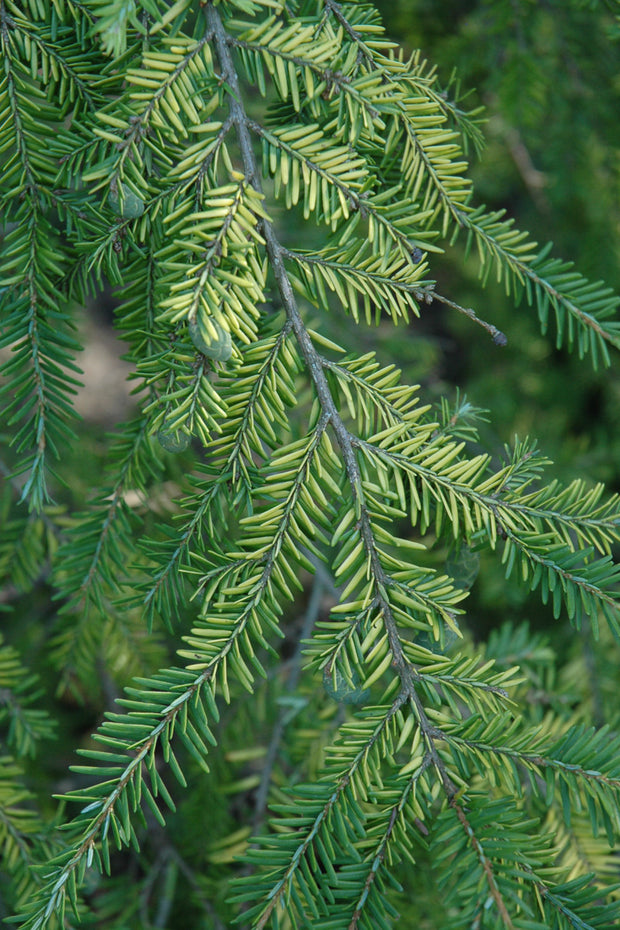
[355,437,620,556]
[139,323,295,626]
[430,289,508,345]
[208,0,419,696]
[438,714,620,798]
[5,3,620,927]
[8,11,100,111]
[457,210,620,364]
[323,1,620,364]
[211,10,524,926]
[19,668,220,930]
[20,415,335,925]
[55,418,156,615]
[237,698,406,929]
[404,685,517,926]
[0,18,83,509]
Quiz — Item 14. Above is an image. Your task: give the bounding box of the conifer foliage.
[2,1,620,927]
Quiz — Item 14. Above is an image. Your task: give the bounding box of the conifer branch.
[207,1,418,690]
[5,3,620,928]
[459,209,620,360]
[65,420,152,613]
[449,799,516,928]
[249,698,406,930]
[141,323,294,625]
[13,20,99,110]
[405,686,516,926]
[210,13,526,927]
[323,0,620,363]
[357,438,620,557]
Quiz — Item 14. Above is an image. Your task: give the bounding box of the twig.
[431,290,508,345]
[251,572,325,835]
